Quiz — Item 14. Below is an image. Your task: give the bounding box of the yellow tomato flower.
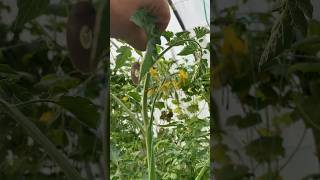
[174,107,182,114]
[149,67,158,77]
[147,88,156,96]
[221,26,248,55]
[39,111,54,123]
[122,96,129,101]
[178,70,188,84]
[161,81,171,93]
[172,80,180,89]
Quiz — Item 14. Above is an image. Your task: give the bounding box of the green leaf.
[34,74,80,94]
[14,0,49,29]
[167,31,190,46]
[154,102,165,109]
[58,96,99,128]
[177,113,189,120]
[114,46,132,71]
[0,80,32,101]
[178,41,198,56]
[291,36,320,53]
[128,91,141,102]
[226,113,262,129]
[245,136,285,163]
[170,173,178,179]
[172,99,179,105]
[187,104,199,113]
[272,112,295,127]
[193,27,209,39]
[162,31,174,42]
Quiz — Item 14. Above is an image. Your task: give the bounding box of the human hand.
[110,0,170,51]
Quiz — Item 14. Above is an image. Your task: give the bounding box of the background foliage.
[0,0,107,179]
[212,0,320,179]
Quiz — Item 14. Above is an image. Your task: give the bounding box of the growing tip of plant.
[130,9,161,84]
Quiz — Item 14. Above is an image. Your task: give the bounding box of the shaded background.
[212,0,320,179]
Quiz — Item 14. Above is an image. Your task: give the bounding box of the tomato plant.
[110,10,210,180]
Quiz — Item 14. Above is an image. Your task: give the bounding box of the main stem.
[142,73,156,180]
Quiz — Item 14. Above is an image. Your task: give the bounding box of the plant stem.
[15,99,57,107]
[111,93,144,135]
[142,73,156,180]
[150,79,166,125]
[195,160,209,180]
[138,39,201,180]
